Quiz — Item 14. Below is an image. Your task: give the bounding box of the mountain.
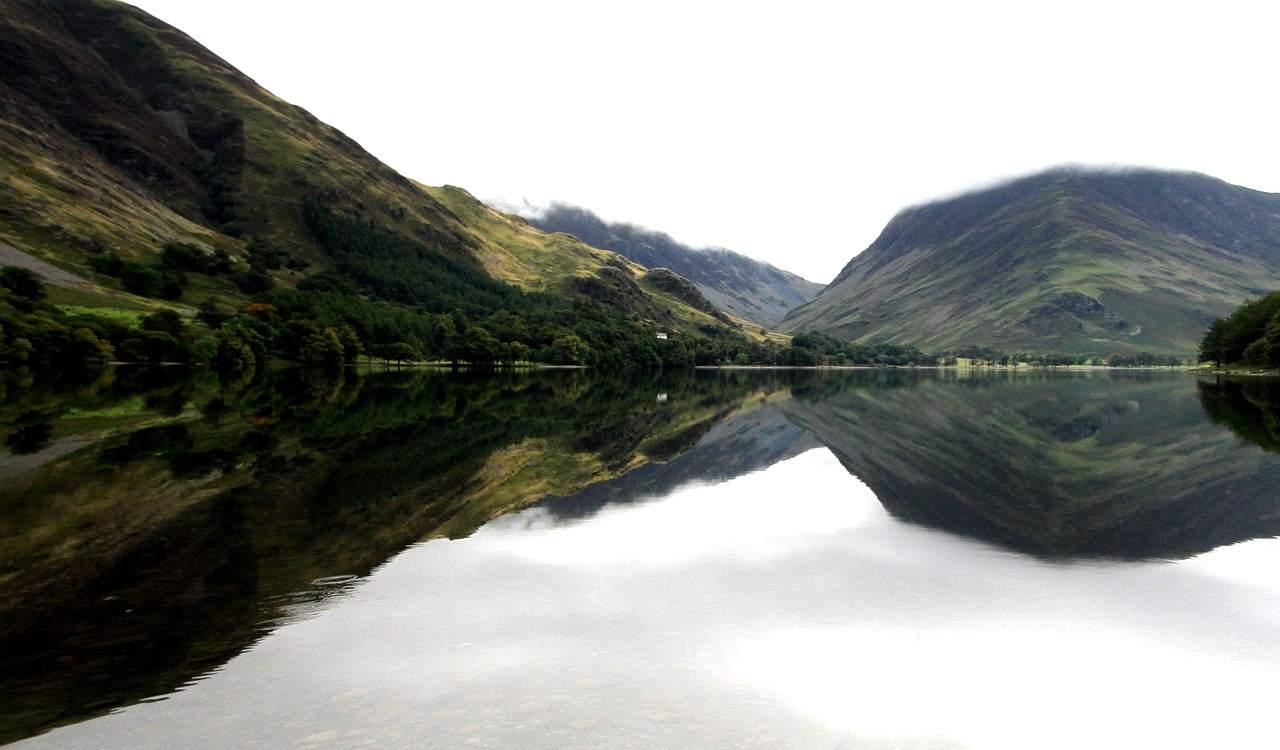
[779,168,1280,356]
[0,0,748,366]
[527,203,824,328]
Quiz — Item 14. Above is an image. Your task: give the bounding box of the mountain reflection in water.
[782,370,1280,559]
[1,367,1278,746]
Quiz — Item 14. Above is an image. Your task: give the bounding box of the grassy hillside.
[422,185,745,333]
[780,168,1280,357]
[0,0,774,367]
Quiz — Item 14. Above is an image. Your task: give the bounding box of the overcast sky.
[127,1,1280,284]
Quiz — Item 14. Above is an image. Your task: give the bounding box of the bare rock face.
[1017,292,1129,335]
[642,268,727,322]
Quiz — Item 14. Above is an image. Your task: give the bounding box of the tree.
[197,300,231,330]
[455,325,502,365]
[232,267,273,293]
[336,325,363,364]
[549,335,590,365]
[119,264,164,297]
[116,330,180,362]
[5,336,34,363]
[66,327,114,364]
[141,309,187,338]
[300,327,344,370]
[215,323,263,370]
[1259,311,1280,368]
[503,341,532,365]
[0,267,46,300]
[382,342,417,365]
[1199,293,1280,367]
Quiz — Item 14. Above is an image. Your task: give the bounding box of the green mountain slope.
[780,168,1280,356]
[0,0,738,352]
[527,203,824,328]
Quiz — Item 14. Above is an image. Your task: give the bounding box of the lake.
[2,367,1279,748]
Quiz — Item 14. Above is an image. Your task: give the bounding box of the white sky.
[126,0,1280,284]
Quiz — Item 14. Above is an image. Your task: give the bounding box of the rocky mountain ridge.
[528,203,822,328]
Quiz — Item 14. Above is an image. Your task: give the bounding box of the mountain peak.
[785,167,1280,356]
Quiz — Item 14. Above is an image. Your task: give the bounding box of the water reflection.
[537,401,820,522]
[2,368,1280,746]
[1199,375,1280,453]
[781,370,1280,559]
[14,448,1280,750]
[0,367,789,743]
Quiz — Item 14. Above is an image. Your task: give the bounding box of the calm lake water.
[2,367,1279,748]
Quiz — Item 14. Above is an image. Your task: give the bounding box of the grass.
[54,305,146,326]
[423,184,619,288]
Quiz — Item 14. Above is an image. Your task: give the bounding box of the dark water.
[2,367,1278,748]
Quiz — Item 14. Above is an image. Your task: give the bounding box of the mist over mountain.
[526,203,823,328]
[781,168,1280,356]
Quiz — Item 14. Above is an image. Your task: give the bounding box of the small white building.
[656,332,668,340]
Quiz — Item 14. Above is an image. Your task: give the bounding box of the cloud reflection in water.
[17,448,1280,750]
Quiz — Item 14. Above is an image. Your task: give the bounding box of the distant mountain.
[780,168,1280,356]
[527,203,823,328]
